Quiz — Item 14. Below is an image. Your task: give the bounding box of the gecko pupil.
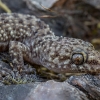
[72,54,84,65]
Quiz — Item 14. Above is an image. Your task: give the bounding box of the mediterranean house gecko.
[0,13,100,74]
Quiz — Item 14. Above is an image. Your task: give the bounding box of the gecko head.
[43,37,100,74]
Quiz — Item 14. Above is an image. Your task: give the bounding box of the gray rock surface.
[0,83,38,100]
[0,80,89,100]
[0,74,100,100]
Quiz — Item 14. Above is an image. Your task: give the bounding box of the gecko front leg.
[9,41,34,74]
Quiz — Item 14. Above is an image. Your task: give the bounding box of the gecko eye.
[71,48,88,65]
[71,54,84,65]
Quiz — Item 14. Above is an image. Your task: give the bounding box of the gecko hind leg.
[9,41,34,74]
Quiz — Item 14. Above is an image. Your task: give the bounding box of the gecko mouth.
[71,48,88,65]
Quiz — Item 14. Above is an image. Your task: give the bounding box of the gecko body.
[0,13,100,74]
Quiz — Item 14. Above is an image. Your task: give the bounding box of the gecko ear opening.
[71,48,88,65]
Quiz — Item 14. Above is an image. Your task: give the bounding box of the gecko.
[0,13,99,75]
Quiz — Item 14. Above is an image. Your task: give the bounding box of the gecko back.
[0,13,52,42]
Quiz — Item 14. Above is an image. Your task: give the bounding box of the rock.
[0,83,39,100]
[25,80,89,100]
[83,0,100,9]
[0,74,100,100]
[24,0,58,10]
[68,74,100,100]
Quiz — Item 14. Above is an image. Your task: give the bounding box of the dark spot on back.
[50,53,57,60]
[5,29,8,32]
[38,39,42,43]
[41,41,45,46]
[27,23,32,27]
[37,21,46,29]
[79,40,83,43]
[19,19,23,23]
[47,31,51,35]
[26,16,32,20]
[4,20,9,23]
[49,41,53,46]
[73,42,78,45]
[1,18,5,20]
[57,37,62,42]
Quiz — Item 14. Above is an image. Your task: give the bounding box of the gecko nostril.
[71,54,84,65]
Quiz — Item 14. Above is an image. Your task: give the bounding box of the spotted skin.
[0,13,100,74]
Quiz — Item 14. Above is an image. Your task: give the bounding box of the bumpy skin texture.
[0,13,100,74]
